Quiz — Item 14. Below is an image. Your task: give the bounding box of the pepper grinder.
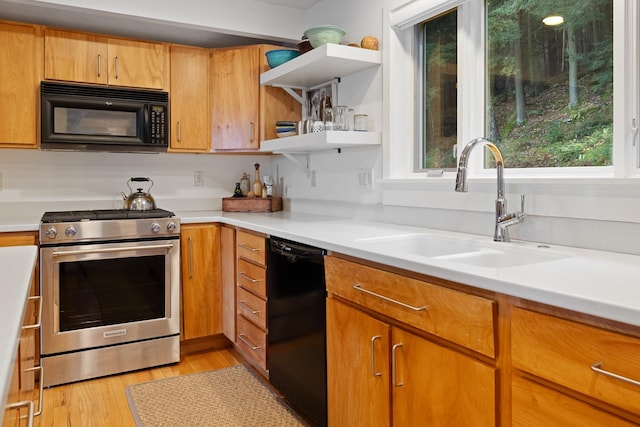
[253,163,263,197]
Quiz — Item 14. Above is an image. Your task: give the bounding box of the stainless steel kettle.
[122,177,157,210]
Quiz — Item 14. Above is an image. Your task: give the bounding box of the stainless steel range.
[39,209,180,387]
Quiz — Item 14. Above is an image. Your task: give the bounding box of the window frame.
[387,0,639,182]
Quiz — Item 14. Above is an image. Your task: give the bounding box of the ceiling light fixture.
[542,15,564,26]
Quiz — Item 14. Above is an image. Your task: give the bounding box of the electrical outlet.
[194,171,204,187]
[356,168,374,191]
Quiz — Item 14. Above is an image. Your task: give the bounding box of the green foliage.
[486,0,613,168]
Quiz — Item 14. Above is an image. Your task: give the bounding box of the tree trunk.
[567,22,578,108]
[514,12,527,124]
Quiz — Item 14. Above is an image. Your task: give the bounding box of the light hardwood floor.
[36,348,243,427]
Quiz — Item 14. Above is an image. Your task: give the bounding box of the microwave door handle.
[143,104,149,142]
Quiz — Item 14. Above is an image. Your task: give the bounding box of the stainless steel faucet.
[455,137,525,242]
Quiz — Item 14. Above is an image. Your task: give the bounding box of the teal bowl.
[303,25,346,48]
[265,49,300,68]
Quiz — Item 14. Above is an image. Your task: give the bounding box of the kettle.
[122,177,157,210]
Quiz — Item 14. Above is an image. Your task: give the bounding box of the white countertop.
[178,210,640,328]
[0,245,38,414]
[1,208,639,329]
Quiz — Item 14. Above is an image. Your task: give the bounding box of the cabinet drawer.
[237,315,267,370]
[237,230,266,266]
[325,256,496,358]
[512,307,640,416]
[512,375,636,427]
[237,286,267,330]
[237,258,267,298]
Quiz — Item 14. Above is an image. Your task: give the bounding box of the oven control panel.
[40,218,180,244]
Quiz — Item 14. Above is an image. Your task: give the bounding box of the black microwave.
[40,81,169,153]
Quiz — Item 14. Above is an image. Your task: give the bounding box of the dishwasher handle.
[269,237,326,260]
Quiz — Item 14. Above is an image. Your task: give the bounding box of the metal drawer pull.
[97,54,101,77]
[24,365,43,416]
[238,301,260,315]
[238,243,260,252]
[5,400,34,427]
[591,362,640,387]
[238,333,261,350]
[392,343,404,387]
[353,284,427,312]
[22,296,42,330]
[188,236,194,279]
[371,335,382,377]
[238,272,261,283]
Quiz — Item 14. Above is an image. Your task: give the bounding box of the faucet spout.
[454,138,524,242]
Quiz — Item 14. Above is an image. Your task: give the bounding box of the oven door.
[40,238,180,355]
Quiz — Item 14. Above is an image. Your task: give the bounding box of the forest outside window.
[418,0,615,171]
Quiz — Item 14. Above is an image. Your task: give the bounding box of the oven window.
[59,255,166,331]
[53,107,137,137]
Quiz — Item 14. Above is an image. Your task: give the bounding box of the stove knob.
[65,226,77,238]
[166,222,176,232]
[151,222,161,233]
[45,227,58,239]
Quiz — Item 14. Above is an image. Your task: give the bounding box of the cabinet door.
[181,224,222,340]
[220,226,236,341]
[169,45,210,152]
[210,46,260,150]
[107,38,166,89]
[512,375,637,427]
[0,22,42,148]
[44,28,108,84]
[392,327,496,427]
[326,298,391,427]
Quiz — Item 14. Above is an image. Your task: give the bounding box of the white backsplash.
[0,149,272,213]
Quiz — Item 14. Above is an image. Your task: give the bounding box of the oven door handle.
[52,244,175,256]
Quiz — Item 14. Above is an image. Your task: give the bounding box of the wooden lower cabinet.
[512,375,637,427]
[180,224,222,340]
[234,229,268,374]
[3,259,39,427]
[220,225,236,341]
[511,306,640,425]
[327,298,496,427]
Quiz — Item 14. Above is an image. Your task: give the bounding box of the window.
[419,10,458,170]
[417,0,623,172]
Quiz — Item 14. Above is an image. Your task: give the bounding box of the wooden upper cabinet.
[107,37,166,89]
[169,45,210,152]
[210,45,260,150]
[210,44,300,151]
[0,21,42,148]
[44,28,167,89]
[44,28,108,85]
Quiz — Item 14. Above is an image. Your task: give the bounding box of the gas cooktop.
[41,209,175,223]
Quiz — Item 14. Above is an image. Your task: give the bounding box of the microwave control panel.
[150,105,167,145]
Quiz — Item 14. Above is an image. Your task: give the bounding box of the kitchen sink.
[356,234,489,258]
[434,247,567,268]
[356,233,569,268]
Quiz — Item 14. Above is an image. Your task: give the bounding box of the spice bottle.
[253,163,263,197]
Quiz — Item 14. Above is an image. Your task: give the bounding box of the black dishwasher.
[268,236,327,427]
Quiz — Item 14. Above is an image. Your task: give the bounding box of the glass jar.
[239,172,250,196]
